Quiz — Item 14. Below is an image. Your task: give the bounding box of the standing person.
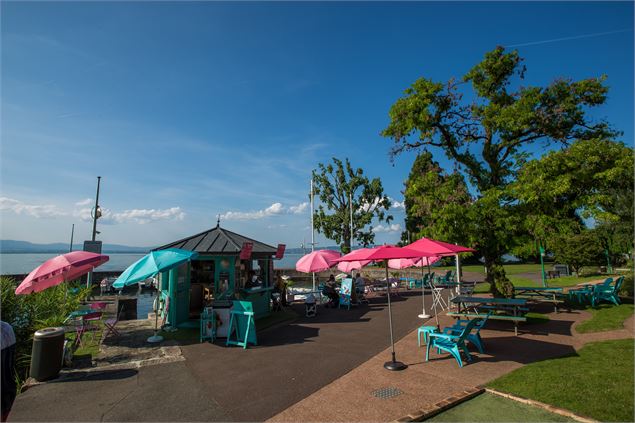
[354,273,366,303]
[1,321,17,422]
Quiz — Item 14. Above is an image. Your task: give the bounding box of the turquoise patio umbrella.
[112,248,199,288]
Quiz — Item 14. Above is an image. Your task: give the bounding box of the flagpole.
[310,178,316,293]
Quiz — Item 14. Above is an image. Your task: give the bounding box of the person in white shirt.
[1,321,17,422]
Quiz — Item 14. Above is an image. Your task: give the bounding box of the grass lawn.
[575,303,634,333]
[437,263,544,276]
[427,392,573,422]
[487,339,634,422]
[473,274,612,293]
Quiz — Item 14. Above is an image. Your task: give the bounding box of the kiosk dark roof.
[154,224,277,257]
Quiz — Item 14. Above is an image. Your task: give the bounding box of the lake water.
[0,252,303,275]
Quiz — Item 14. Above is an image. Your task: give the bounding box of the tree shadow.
[49,368,138,384]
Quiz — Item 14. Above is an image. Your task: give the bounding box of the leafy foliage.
[550,231,604,275]
[513,138,634,252]
[312,157,392,253]
[1,277,91,385]
[401,151,471,244]
[382,46,619,295]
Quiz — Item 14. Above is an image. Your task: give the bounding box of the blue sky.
[1,1,633,248]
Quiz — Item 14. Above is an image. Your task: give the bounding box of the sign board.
[275,244,286,260]
[239,242,253,260]
[341,278,353,297]
[83,240,102,254]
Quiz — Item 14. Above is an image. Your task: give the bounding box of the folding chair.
[104,306,124,338]
[430,277,448,311]
[75,311,102,347]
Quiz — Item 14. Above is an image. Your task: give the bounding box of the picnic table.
[449,295,528,335]
[514,286,565,313]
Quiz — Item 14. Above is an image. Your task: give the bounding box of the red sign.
[239,242,253,260]
[275,244,286,260]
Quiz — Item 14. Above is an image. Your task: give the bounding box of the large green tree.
[381,46,617,295]
[513,138,634,267]
[312,158,392,253]
[402,151,472,245]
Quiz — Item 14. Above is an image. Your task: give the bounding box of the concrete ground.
[268,305,634,422]
[9,275,633,422]
[10,287,435,422]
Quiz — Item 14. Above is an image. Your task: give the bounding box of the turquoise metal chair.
[426,318,481,368]
[568,277,612,305]
[596,275,624,306]
[442,313,491,354]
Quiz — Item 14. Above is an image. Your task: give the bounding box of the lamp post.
[92,176,102,241]
[86,176,102,288]
[539,244,546,287]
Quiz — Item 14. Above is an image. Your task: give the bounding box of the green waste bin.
[29,327,65,381]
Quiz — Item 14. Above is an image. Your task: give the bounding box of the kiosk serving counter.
[153,224,282,330]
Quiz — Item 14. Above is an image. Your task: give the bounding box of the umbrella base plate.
[384,360,407,371]
[147,335,164,343]
[418,313,431,319]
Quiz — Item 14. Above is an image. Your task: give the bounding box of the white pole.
[310,178,316,292]
[349,192,353,252]
[418,262,430,319]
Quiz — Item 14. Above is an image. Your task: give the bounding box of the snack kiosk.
[154,223,282,330]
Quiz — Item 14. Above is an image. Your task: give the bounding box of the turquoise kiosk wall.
[161,264,194,329]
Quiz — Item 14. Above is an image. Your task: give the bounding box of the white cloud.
[221,201,308,221]
[0,196,186,226]
[75,198,92,207]
[390,198,405,210]
[289,202,308,214]
[74,206,185,225]
[372,223,402,233]
[0,197,66,218]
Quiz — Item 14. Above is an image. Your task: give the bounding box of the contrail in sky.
[506,28,633,48]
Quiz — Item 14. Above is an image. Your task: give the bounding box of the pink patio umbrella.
[336,260,371,273]
[295,249,340,293]
[295,250,341,273]
[336,245,423,371]
[406,237,476,322]
[15,251,110,295]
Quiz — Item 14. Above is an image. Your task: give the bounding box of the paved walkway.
[268,306,634,422]
[9,285,633,422]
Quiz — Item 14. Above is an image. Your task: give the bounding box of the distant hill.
[0,240,152,254]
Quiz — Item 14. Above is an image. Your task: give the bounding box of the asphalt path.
[9,288,448,422]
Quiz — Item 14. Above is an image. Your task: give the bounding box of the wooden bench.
[447,311,527,335]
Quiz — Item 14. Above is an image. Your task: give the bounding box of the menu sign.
[239,242,253,260]
[275,244,286,260]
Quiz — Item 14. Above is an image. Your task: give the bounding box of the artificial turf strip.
[427,392,573,422]
[487,339,634,422]
[575,304,634,333]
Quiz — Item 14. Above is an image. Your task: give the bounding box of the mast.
[310,178,316,291]
[349,191,353,252]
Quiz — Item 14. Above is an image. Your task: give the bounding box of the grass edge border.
[391,386,484,422]
[485,387,598,423]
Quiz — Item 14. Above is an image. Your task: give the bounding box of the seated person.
[323,274,339,307]
[245,270,262,289]
[354,273,366,302]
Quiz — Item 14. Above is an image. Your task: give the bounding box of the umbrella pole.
[427,263,440,329]
[383,261,407,371]
[147,285,163,343]
[418,264,430,319]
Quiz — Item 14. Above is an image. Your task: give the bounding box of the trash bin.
[30,327,65,381]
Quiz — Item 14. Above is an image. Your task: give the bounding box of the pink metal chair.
[104,306,124,338]
[75,311,102,347]
[90,302,108,311]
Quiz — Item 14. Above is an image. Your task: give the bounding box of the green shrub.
[0,276,90,385]
[620,273,634,297]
